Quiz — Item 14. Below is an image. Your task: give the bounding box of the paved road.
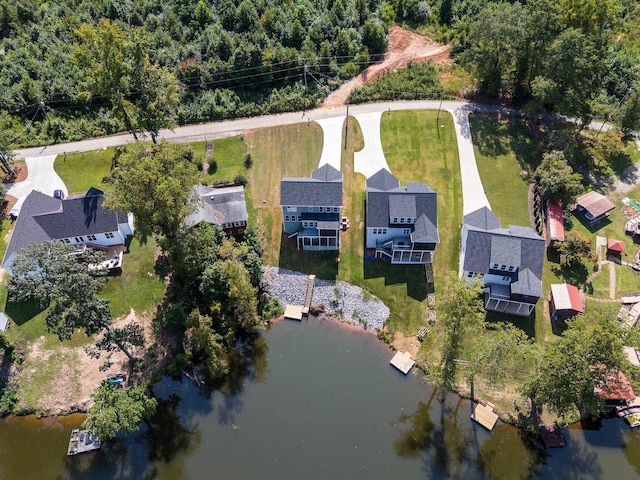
[15,100,470,159]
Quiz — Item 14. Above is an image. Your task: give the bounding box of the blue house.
[280,164,343,251]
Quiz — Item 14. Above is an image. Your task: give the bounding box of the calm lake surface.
[1,317,640,479]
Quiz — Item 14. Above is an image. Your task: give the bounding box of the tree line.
[0,0,389,147]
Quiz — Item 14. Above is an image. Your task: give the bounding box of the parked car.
[53,189,65,200]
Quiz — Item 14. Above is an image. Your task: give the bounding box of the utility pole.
[303,62,308,91]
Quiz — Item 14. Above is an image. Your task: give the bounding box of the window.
[403,228,411,235]
[74,236,84,242]
[373,228,388,235]
[508,266,515,272]
[234,221,243,226]
[308,207,313,211]
[62,238,71,244]
[391,217,398,223]
[284,215,290,222]
[502,276,510,282]
[500,265,507,270]
[467,271,474,278]
[297,215,301,222]
[492,263,499,269]
[87,234,97,241]
[332,207,339,213]
[319,207,325,213]
[105,232,114,239]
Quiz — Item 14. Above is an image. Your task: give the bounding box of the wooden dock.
[284,304,304,321]
[302,275,316,315]
[390,351,415,374]
[67,429,101,456]
[470,402,499,431]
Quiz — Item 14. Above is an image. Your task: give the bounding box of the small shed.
[575,191,615,225]
[593,368,636,403]
[607,238,626,255]
[550,283,584,320]
[546,201,565,244]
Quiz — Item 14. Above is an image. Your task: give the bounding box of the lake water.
[1,317,640,479]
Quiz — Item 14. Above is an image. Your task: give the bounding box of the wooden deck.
[68,429,101,456]
[390,351,415,374]
[470,402,499,431]
[302,275,316,315]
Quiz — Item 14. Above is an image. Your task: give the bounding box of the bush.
[244,152,253,168]
[234,174,248,185]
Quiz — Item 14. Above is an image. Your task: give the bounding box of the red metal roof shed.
[547,201,565,242]
[607,238,626,253]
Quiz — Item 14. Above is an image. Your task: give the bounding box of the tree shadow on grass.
[5,299,47,326]
[485,309,536,339]
[550,262,590,286]
[277,232,338,280]
[469,114,539,172]
[363,259,429,301]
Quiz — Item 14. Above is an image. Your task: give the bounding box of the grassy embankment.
[247,111,461,336]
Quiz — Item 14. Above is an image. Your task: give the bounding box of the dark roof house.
[2,188,134,274]
[460,207,545,316]
[365,169,439,264]
[280,164,343,251]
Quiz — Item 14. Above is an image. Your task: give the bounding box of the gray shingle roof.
[2,188,126,270]
[462,207,545,298]
[463,207,501,230]
[366,169,438,243]
[366,168,400,191]
[185,185,248,227]
[280,165,343,207]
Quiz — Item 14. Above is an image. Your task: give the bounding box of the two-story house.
[459,206,545,316]
[280,164,343,251]
[365,168,439,264]
[185,184,249,236]
[2,187,134,274]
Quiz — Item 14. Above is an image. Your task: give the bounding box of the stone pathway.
[583,235,621,302]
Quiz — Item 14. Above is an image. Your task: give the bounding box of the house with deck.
[280,164,343,251]
[185,184,249,236]
[365,169,439,264]
[1,187,134,274]
[459,207,545,316]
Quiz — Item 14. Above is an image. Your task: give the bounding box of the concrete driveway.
[316,117,345,171]
[7,154,68,214]
[353,111,391,178]
[447,107,491,215]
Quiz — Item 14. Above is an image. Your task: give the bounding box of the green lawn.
[470,114,536,226]
[100,236,167,318]
[191,136,249,184]
[54,150,114,195]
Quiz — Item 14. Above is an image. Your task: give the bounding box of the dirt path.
[322,26,450,109]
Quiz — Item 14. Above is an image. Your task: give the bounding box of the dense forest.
[0,0,639,147]
[0,0,389,146]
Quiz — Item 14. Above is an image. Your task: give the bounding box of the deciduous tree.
[106,141,201,243]
[83,383,157,441]
[534,150,583,207]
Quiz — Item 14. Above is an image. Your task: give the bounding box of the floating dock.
[470,402,499,431]
[390,351,415,374]
[67,429,101,456]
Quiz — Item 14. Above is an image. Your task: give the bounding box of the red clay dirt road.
[322,26,451,108]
